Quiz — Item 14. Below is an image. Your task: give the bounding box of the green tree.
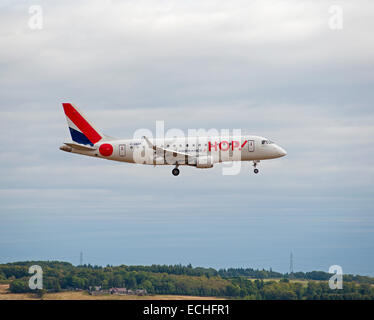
[9,279,31,293]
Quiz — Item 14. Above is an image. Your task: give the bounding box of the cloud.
[1,0,374,108]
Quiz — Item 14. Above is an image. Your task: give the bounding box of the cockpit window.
[262,140,274,145]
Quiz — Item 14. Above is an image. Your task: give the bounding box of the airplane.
[59,103,287,176]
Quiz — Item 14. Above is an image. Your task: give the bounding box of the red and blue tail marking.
[62,103,103,146]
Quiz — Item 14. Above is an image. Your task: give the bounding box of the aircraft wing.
[142,136,197,162]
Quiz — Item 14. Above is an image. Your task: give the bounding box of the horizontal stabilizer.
[64,142,97,151]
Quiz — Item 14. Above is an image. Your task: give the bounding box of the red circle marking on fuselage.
[99,143,113,157]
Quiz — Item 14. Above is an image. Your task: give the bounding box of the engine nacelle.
[196,156,214,168]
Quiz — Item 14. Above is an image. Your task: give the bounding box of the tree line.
[1,261,374,299]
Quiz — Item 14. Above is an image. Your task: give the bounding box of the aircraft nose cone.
[277,146,287,157]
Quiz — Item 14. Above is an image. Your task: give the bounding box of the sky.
[0,0,374,276]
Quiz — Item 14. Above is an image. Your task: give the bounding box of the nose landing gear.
[172,163,180,176]
[253,161,260,174]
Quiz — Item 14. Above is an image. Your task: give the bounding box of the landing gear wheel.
[172,168,180,176]
[252,160,260,174]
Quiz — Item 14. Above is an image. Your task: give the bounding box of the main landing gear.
[253,161,260,174]
[172,163,180,176]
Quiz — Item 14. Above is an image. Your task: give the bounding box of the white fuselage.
[63,135,287,166]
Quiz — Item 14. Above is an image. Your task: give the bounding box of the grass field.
[260,278,313,287]
[0,284,225,300]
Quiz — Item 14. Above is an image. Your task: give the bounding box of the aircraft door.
[119,144,126,156]
[248,140,255,152]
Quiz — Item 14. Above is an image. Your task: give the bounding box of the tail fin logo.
[62,103,102,146]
